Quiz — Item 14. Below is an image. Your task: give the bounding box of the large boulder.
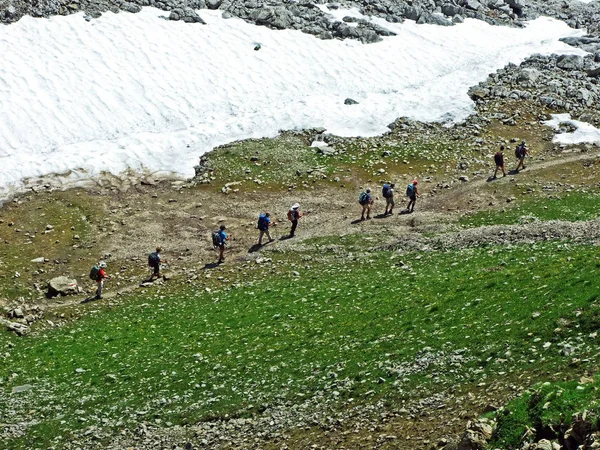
[557,54,584,71]
[47,276,79,298]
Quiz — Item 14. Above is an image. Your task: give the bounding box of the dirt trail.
[33,149,600,315]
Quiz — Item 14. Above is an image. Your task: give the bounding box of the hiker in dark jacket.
[148,247,167,281]
[493,146,506,178]
[288,203,302,237]
[515,140,528,172]
[257,212,274,245]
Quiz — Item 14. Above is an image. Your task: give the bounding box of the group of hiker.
[358,179,421,220]
[88,140,530,300]
[492,140,529,179]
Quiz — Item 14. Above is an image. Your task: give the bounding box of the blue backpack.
[382,184,391,198]
[406,184,415,197]
[359,192,369,205]
[148,252,160,266]
[257,214,268,230]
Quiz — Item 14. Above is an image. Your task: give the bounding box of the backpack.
[382,184,391,198]
[212,231,221,247]
[257,214,268,230]
[406,184,415,197]
[515,144,524,159]
[288,209,299,221]
[359,192,369,205]
[148,252,160,266]
[89,265,100,281]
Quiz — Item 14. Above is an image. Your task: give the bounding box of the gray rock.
[121,2,142,13]
[47,276,79,297]
[556,54,584,71]
[206,0,222,10]
[344,98,359,105]
[516,68,541,84]
[464,0,482,11]
[30,257,46,263]
[11,384,33,393]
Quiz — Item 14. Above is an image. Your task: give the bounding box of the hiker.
[406,179,421,213]
[382,183,395,215]
[515,140,528,171]
[92,261,110,300]
[287,203,302,237]
[359,188,373,221]
[214,224,230,263]
[493,146,506,178]
[257,212,274,245]
[147,247,167,281]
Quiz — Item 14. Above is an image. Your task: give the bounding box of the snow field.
[0,8,588,197]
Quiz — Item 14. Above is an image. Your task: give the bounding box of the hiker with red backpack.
[493,146,506,178]
[405,180,421,213]
[287,203,302,237]
[382,183,395,215]
[257,212,274,245]
[514,140,528,172]
[147,247,167,282]
[89,261,110,300]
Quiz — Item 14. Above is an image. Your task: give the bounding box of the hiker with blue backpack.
[382,183,395,215]
[212,224,230,263]
[359,188,373,221]
[147,247,167,282]
[257,212,275,245]
[405,179,420,213]
[514,140,528,172]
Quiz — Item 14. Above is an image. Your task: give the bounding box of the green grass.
[0,191,98,299]
[490,376,600,448]
[459,192,600,228]
[2,240,600,447]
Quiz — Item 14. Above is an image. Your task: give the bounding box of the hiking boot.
[268,239,275,243]
[360,217,365,221]
[366,215,371,220]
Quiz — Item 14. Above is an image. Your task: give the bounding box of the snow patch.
[0,8,587,198]
[544,114,600,145]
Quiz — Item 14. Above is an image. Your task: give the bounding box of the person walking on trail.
[287,203,302,237]
[359,188,373,221]
[215,224,230,263]
[493,146,506,178]
[257,212,274,245]
[515,140,528,172]
[147,247,167,282]
[92,261,110,300]
[382,183,395,215]
[405,179,421,213]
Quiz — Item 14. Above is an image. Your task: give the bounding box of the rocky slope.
[2,0,600,44]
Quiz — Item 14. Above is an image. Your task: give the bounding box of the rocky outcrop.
[47,276,79,297]
[2,0,599,45]
[468,53,600,126]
